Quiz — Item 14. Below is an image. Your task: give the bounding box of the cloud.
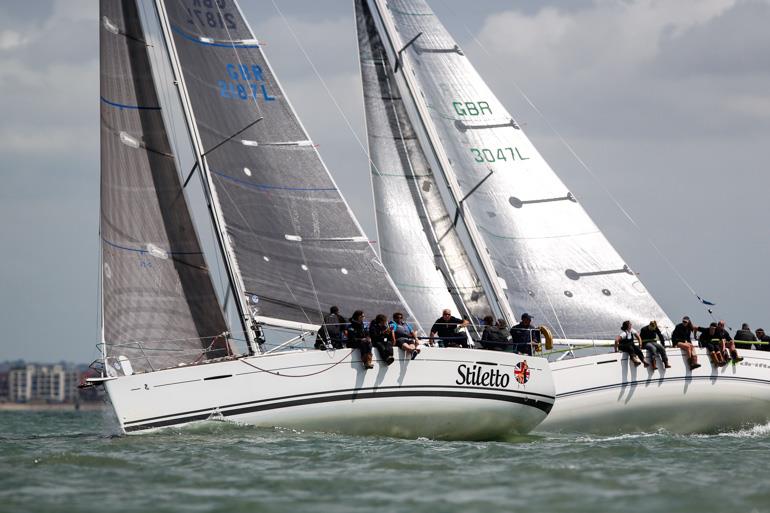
[656,0,770,76]
[251,14,359,81]
[0,0,97,157]
[467,0,770,140]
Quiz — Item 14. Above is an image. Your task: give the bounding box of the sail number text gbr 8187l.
[90,0,554,438]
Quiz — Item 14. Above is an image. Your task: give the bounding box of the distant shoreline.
[0,402,104,412]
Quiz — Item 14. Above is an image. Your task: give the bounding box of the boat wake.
[699,421,770,439]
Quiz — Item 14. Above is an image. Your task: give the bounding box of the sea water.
[1,409,768,513]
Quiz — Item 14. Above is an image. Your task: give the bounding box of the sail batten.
[366,0,673,339]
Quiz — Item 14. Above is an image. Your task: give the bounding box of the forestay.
[100,0,228,373]
[356,0,491,328]
[372,0,672,339]
[161,0,409,325]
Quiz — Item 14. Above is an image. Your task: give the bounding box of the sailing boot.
[363,353,374,369]
[730,350,744,364]
[650,359,657,371]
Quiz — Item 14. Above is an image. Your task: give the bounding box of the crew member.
[347,310,374,369]
[391,312,420,360]
[429,309,469,347]
[699,322,727,366]
[671,316,701,370]
[640,320,670,371]
[734,323,757,350]
[510,313,538,356]
[614,320,647,367]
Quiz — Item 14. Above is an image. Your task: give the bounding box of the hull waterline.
[538,348,770,434]
[104,347,554,440]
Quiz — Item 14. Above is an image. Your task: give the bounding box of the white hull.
[538,348,770,434]
[104,347,554,440]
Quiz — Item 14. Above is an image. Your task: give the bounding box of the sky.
[1,0,768,363]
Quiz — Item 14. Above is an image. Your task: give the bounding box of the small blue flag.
[697,296,716,306]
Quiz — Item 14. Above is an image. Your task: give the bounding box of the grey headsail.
[159,0,409,325]
[100,0,229,373]
[368,0,672,339]
[356,0,491,328]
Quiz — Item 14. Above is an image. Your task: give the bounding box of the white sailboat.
[90,0,554,439]
[356,0,770,434]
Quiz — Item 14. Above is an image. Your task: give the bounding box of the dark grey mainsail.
[158,0,409,325]
[367,0,672,339]
[100,0,228,373]
[356,0,490,327]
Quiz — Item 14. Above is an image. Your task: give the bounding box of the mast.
[367,0,516,327]
[153,0,259,354]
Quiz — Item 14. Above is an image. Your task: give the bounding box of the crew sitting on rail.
[315,306,347,350]
[756,328,770,351]
[734,323,757,350]
[614,320,648,367]
[347,310,374,369]
[716,320,744,363]
[698,322,728,366]
[671,316,701,370]
[639,320,670,371]
[390,312,420,360]
[429,309,469,347]
[369,314,395,366]
[509,313,540,356]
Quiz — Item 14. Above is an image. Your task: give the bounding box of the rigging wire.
[268,0,375,168]
[238,349,355,378]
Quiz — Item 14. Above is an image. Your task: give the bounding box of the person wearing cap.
[755,328,770,351]
[429,309,469,347]
[671,316,701,370]
[639,320,670,371]
[510,313,538,356]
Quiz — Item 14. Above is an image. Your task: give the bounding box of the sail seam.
[100,95,161,111]
[102,237,203,256]
[478,226,601,241]
[210,170,337,192]
[170,24,259,48]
